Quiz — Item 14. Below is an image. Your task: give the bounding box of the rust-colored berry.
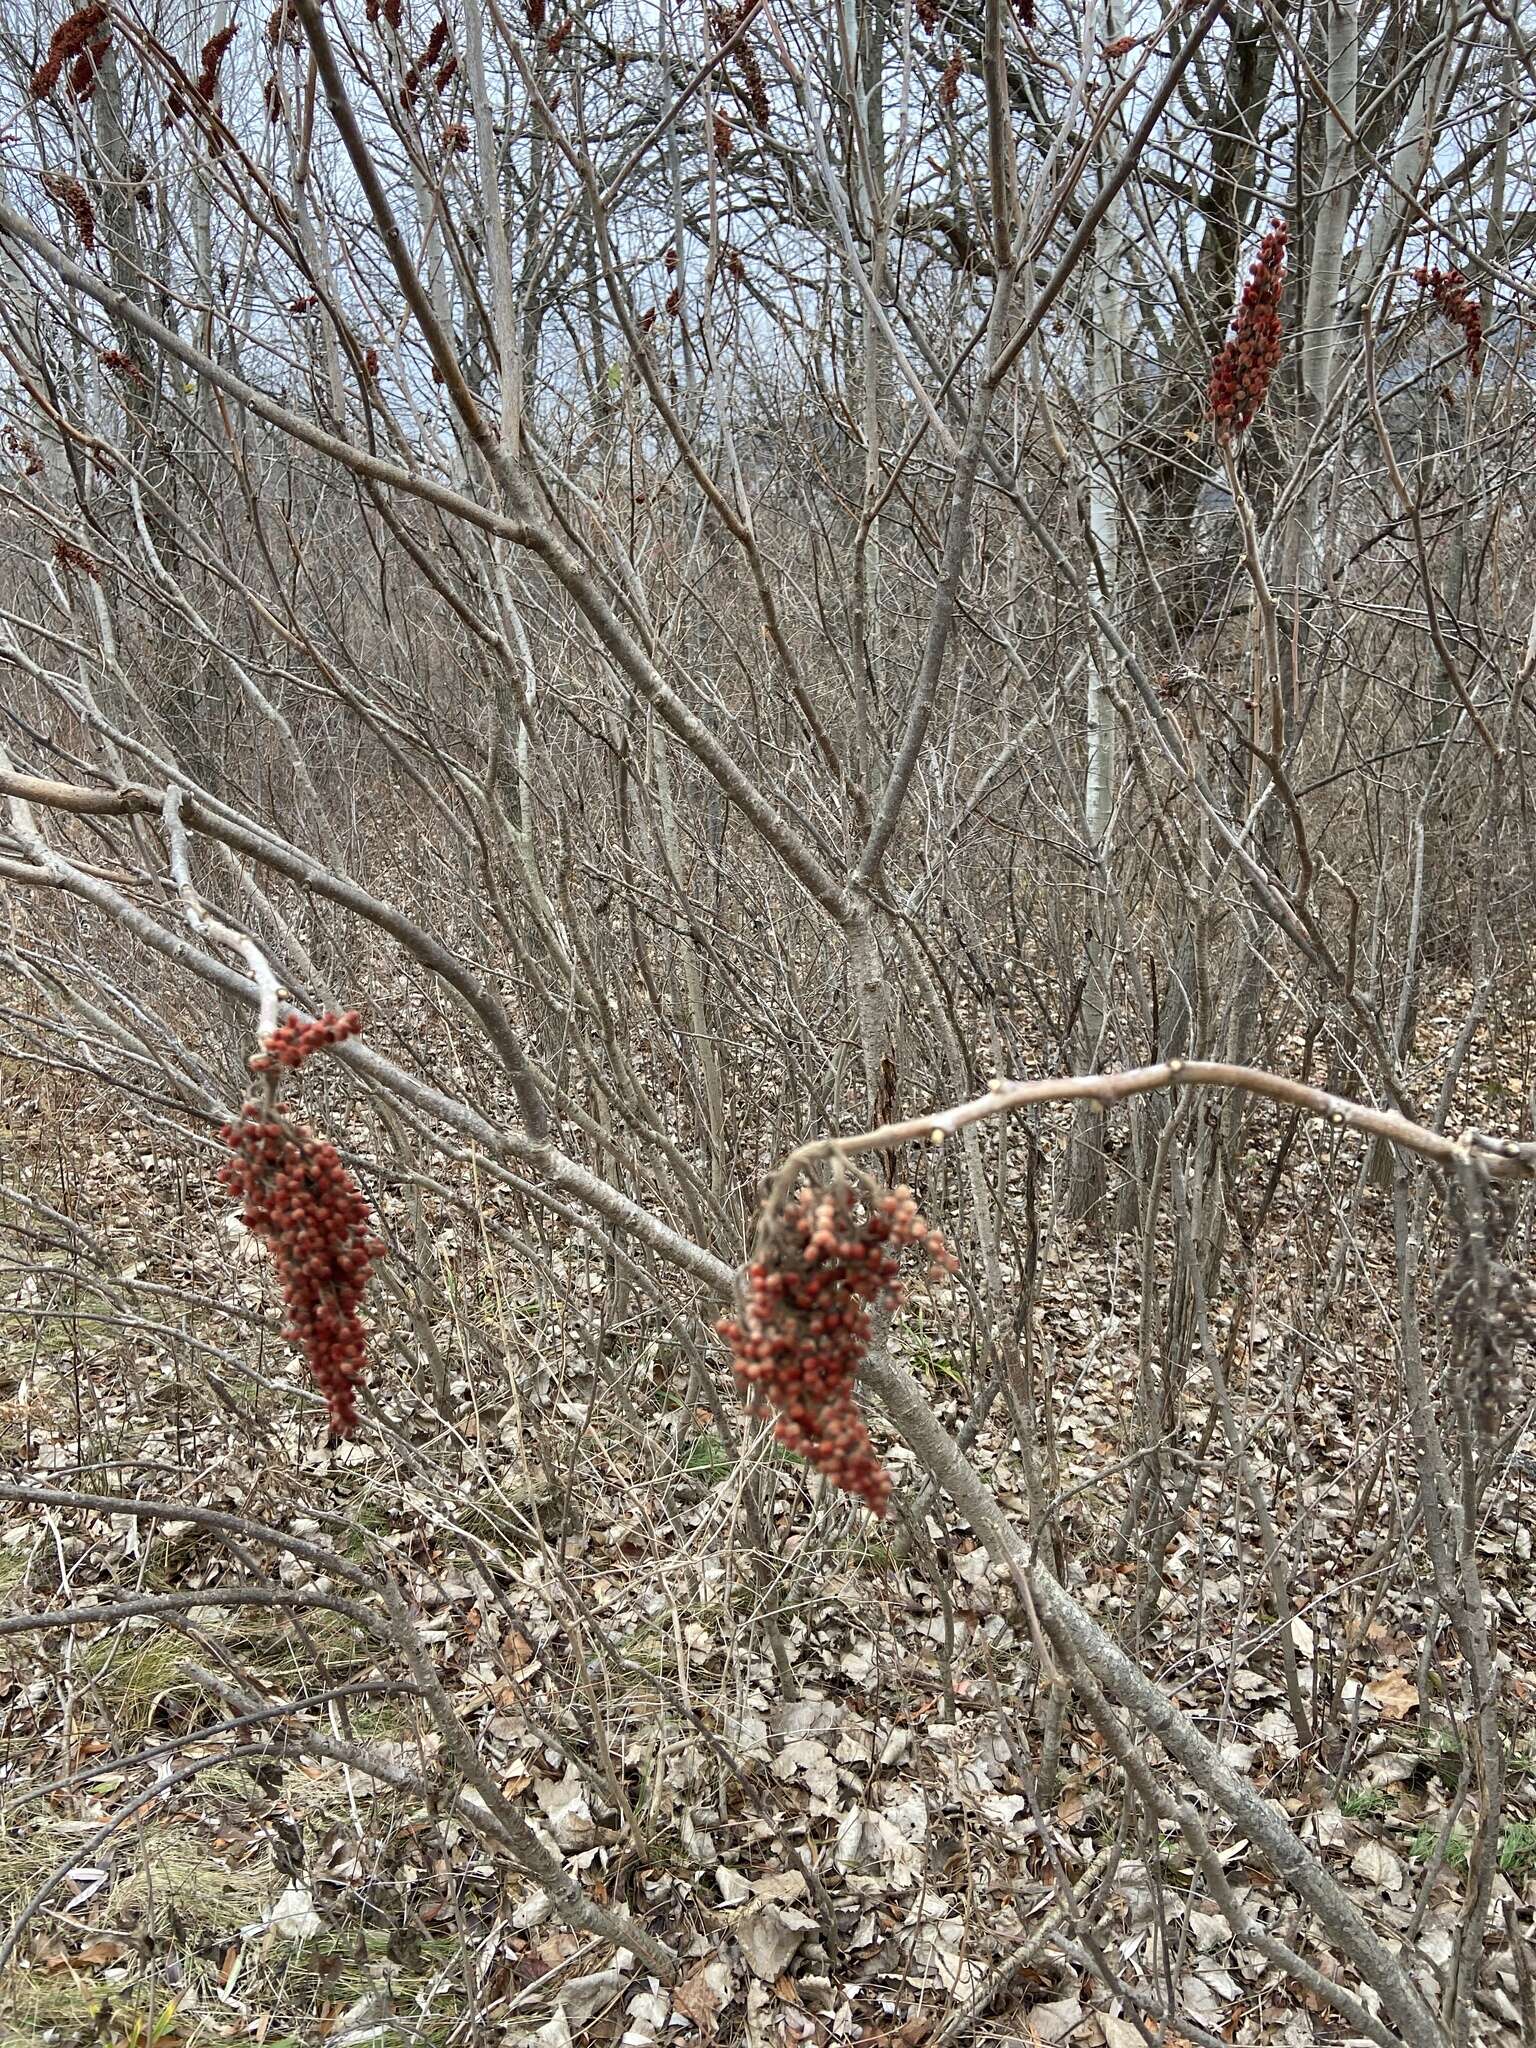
[1208,219,1288,439]
[1415,263,1483,377]
[721,1182,958,1516]
[30,2,108,99]
[221,1009,381,1434]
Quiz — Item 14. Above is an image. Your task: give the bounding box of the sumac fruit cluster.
[718,1182,957,1516]
[1415,264,1484,377]
[219,1009,382,1434]
[250,1007,362,1072]
[1209,220,1288,439]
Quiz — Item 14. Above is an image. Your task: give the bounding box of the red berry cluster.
[196,22,237,103]
[1415,265,1483,377]
[30,3,109,100]
[711,5,770,126]
[267,3,301,50]
[218,1010,382,1434]
[250,1007,362,1073]
[1208,219,1289,439]
[718,1183,958,1516]
[54,535,101,580]
[40,170,97,253]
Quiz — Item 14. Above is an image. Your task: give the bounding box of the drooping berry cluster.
[1208,219,1289,439]
[401,17,450,104]
[718,1182,958,1516]
[54,535,102,579]
[218,1010,381,1434]
[40,170,97,253]
[711,5,771,126]
[1415,265,1484,378]
[250,1007,362,1073]
[196,22,237,102]
[30,3,109,100]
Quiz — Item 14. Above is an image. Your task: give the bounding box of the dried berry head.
[196,22,237,103]
[41,170,97,252]
[30,2,109,100]
[1415,264,1484,378]
[915,0,939,31]
[718,1179,958,1516]
[938,48,962,110]
[1208,218,1289,440]
[249,1006,363,1073]
[54,535,101,579]
[99,346,145,386]
[710,109,733,161]
[714,5,769,126]
[267,2,301,48]
[4,427,46,477]
[219,1008,382,1436]
[68,31,110,99]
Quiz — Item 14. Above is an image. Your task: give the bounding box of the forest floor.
[2,996,1535,2048]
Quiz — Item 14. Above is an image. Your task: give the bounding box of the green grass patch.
[1338,1785,1389,1820]
[682,1429,733,1485]
[1408,1822,1470,1870]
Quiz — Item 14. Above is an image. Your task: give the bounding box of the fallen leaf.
[1023,1994,1082,2042]
[1350,1838,1405,1890]
[672,1954,732,2037]
[265,1883,323,1940]
[558,1962,624,2026]
[735,1900,816,1980]
[1363,1669,1419,1722]
[1101,2019,1145,2048]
